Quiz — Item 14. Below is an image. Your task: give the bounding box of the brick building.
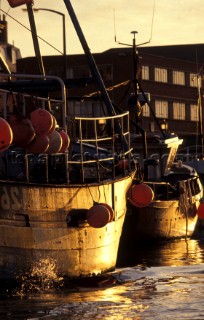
[16,44,204,147]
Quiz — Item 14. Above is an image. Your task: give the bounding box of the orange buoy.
[27,134,49,154]
[0,117,13,152]
[46,130,62,154]
[87,203,110,228]
[30,109,53,134]
[7,0,33,8]
[100,203,114,222]
[48,115,57,133]
[8,114,35,148]
[118,158,129,171]
[197,202,204,220]
[127,183,154,207]
[58,130,70,153]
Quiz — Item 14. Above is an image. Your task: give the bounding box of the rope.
[83,80,130,98]
[86,184,94,203]
[0,8,63,55]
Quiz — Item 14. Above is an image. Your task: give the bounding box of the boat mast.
[197,75,204,157]
[63,0,116,117]
[63,0,129,151]
[131,31,139,127]
[26,3,53,111]
[26,3,46,77]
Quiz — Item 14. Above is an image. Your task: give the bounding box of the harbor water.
[1,237,204,319]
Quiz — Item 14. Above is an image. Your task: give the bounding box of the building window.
[190,104,199,121]
[154,67,167,83]
[155,100,168,118]
[173,71,185,85]
[68,66,90,79]
[173,102,185,120]
[67,64,113,82]
[142,102,150,117]
[68,100,103,118]
[190,73,198,87]
[67,68,73,78]
[11,48,17,64]
[98,64,113,82]
[141,66,149,80]
[69,100,93,117]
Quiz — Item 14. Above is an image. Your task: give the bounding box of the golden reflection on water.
[28,283,151,319]
[2,238,204,319]
[117,238,204,268]
[156,238,204,266]
[25,262,204,320]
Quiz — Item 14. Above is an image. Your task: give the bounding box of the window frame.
[173,70,185,85]
[155,100,168,118]
[154,67,168,83]
[173,102,185,120]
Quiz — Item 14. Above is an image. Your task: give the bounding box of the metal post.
[26,4,45,76]
[63,0,116,116]
[33,8,67,78]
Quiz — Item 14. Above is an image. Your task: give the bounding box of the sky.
[1,0,204,58]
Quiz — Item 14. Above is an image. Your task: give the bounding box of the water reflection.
[117,237,204,268]
[1,238,204,319]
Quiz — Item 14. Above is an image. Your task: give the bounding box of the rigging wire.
[113,8,117,43]
[83,80,130,98]
[148,0,155,44]
[0,7,93,71]
[0,8,63,55]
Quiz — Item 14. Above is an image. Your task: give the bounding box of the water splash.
[13,258,64,297]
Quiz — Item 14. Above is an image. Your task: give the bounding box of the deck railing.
[0,74,133,184]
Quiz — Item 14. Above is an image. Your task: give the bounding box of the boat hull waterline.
[0,175,134,280]
[122,198,200,241]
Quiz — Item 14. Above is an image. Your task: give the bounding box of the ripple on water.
[1,239,204,319]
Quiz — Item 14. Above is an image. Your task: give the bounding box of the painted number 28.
[0,186,21,210]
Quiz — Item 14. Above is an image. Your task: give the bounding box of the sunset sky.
[1,0,204,58]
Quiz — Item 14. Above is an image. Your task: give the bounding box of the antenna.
[113,8,117,43]
[148,0,155,44]
[113,0,156,47]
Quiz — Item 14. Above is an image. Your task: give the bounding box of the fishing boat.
[0,0,136,280]
[174,75,204,182]
[117,33,203,245]
[120,133,203,242]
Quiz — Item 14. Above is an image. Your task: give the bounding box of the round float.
[46,130,62,154]
[87,203,110,228]
[8,115,35,148]
[118,158,129,171]
[99,203,114,222]
[127,183,154,207]
[30,109,53,134]
[27,134,49,154]
[0,117,13,152]
[58,130,70,153]
[197,202,204,220]
[48,115,57,133]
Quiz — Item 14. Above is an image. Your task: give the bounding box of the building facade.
[16,44,204,147]
[0,15,22,72]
